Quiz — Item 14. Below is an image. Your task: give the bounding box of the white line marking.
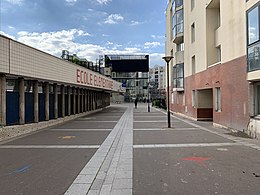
[133,143,240,148]
[0,145,100,149]
[133,127,199,131]
[134,116,166,117]
[134,121,167,123]
[134,129,165,131]
[75,121,118,123]
[50,129,112,131]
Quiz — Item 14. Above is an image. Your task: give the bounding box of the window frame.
[247,2,260,72]
[214,87,222,112]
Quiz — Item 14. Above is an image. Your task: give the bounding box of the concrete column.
[44,82,49,121]
[61,85,65,117]
[90,91,93,111]
[73,87,76,115]
[18,78,25,125]
[84,89,87,112]
[93,92,96,110]
[53,84,58,119]
[67,86,71,116]
[81,89,84,113]
[0,74,6,126]
[77,88,81,113]
[33,80,39,123]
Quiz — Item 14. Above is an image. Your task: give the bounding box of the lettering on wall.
[76,69,113,90]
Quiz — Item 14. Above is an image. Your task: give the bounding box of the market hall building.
[0,35,122,141]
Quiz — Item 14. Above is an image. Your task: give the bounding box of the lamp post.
[147,82,150,112]
[162,56,173,128]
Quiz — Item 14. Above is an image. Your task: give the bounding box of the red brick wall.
[170,56,249,131]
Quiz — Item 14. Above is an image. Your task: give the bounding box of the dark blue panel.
[49,94,54,120]
[65,95,68,116]
[38,93,45,121]
[6,91,19,125]
[76,95,78,114]
[58,94,62,118]
[25,92,34,123]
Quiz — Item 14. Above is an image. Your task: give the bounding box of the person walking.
[134,98,138,109]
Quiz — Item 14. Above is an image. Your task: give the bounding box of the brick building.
[165,0,260,138]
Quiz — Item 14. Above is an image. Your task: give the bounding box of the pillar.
[18,78,25,125]
[0,74,6,126]
[81,89,84,113]
[90,91,93,111]
[67,86,71,116]
[85,89,87,112]
[44,82,49,121]
[61,85,65,117]
[73,87,76,115]
[33,80,39,123]
[54,84,58,119]
[87,90,89,111]
[77,88,81,113]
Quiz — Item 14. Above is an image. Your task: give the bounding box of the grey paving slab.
[134,129,233,145]
[65,106,133,194]
[111,189,132,195]
[0,148,96,195]
[133,146,260,195]
[3,131,110,145]
[65,184,91,195]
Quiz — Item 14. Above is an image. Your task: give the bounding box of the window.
[215,87,222,112]
[191,0,195,11]
[247,3,260,72]
[172,63,184,88]
[192,90,196,107]
[172,9,184,38]
[248,6,259,45]
[257,85,260,114]
[177,43,184,51]
[191,23,195,43]
[192,55,196,75]
[217,46,221,62]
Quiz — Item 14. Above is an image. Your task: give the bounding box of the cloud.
[65,0,77,5]
[3,0,23,5]
[151,35,165,39]
[130,20,144,26]
[2,29,147,63]
[144,42,161,49]
[104,14,124,24]
[149,53,165,67]
[96,0,111,5]
[0,31,16,39]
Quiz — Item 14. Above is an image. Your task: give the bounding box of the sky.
[0,0,167,67]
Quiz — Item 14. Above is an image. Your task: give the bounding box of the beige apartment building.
[165,0,260,138]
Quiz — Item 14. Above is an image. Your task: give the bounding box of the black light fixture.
[162,56,173,128]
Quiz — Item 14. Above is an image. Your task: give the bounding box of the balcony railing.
[247,42,260,72]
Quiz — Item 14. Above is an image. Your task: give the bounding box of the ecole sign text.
[76,69,113,89]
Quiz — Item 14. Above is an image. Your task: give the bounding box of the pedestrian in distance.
[135,98,138,109]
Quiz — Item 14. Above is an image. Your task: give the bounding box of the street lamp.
[162,56,173,128]
[147,82,150,112]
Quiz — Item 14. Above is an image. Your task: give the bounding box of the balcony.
[172,7,184,44]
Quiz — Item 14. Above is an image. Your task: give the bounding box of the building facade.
[102,55,149,102]
[149,65,166,99]
[166,0,260,138]
[0,35,122,141]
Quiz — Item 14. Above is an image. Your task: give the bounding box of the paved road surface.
[0,103,260,195]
